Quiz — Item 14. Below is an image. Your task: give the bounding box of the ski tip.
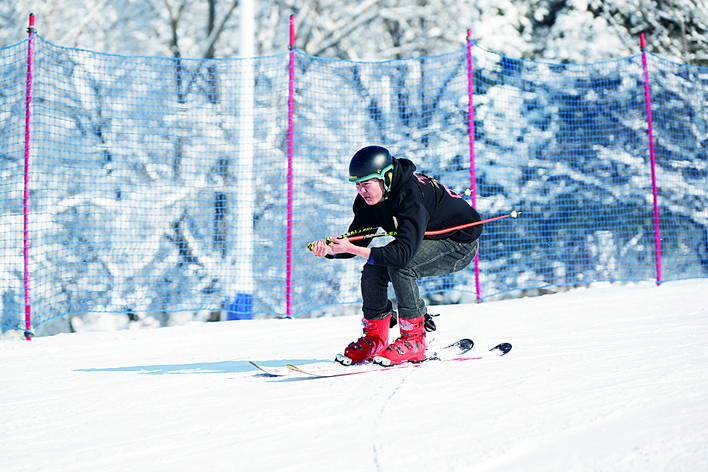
[490,342,512,356]
[427,338,475,361]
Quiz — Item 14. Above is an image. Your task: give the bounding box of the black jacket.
[345,157,482,269]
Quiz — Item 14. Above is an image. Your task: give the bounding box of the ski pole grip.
[306,237,339,251]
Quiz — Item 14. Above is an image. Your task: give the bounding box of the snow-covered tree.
[1,0,706,65]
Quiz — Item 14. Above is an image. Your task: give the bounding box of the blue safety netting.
[1,35,707,333]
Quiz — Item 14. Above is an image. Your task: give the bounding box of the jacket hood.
[386,157,416,198]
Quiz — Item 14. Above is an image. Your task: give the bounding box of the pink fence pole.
[640,34,662,285]
[467,30,481,301]
[23,13,36,339]
[286,16,295,317]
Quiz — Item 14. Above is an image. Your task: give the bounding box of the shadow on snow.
[75,358,325,375]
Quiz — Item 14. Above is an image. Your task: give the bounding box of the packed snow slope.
[2,280,707,472]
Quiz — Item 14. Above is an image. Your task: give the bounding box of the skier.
[310,145,482,366]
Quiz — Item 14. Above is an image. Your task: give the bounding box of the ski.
[286,341,510,378]
[250,340,511,379]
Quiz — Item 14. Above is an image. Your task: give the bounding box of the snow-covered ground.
[1,279,707,472]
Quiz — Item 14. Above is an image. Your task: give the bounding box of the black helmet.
[348,145,395,191]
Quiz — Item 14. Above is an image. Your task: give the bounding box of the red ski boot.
[337,315,392,365]
[373,316,426,366]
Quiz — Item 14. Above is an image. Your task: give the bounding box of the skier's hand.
[310,239,334,257]
[327,236,357,255]
[310,236,371,260]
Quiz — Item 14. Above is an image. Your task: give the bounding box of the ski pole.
[421,210,519,237]
[307,211,519,250]
[306,227,391,251]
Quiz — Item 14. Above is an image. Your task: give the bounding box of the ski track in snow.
[1,280,708,472]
